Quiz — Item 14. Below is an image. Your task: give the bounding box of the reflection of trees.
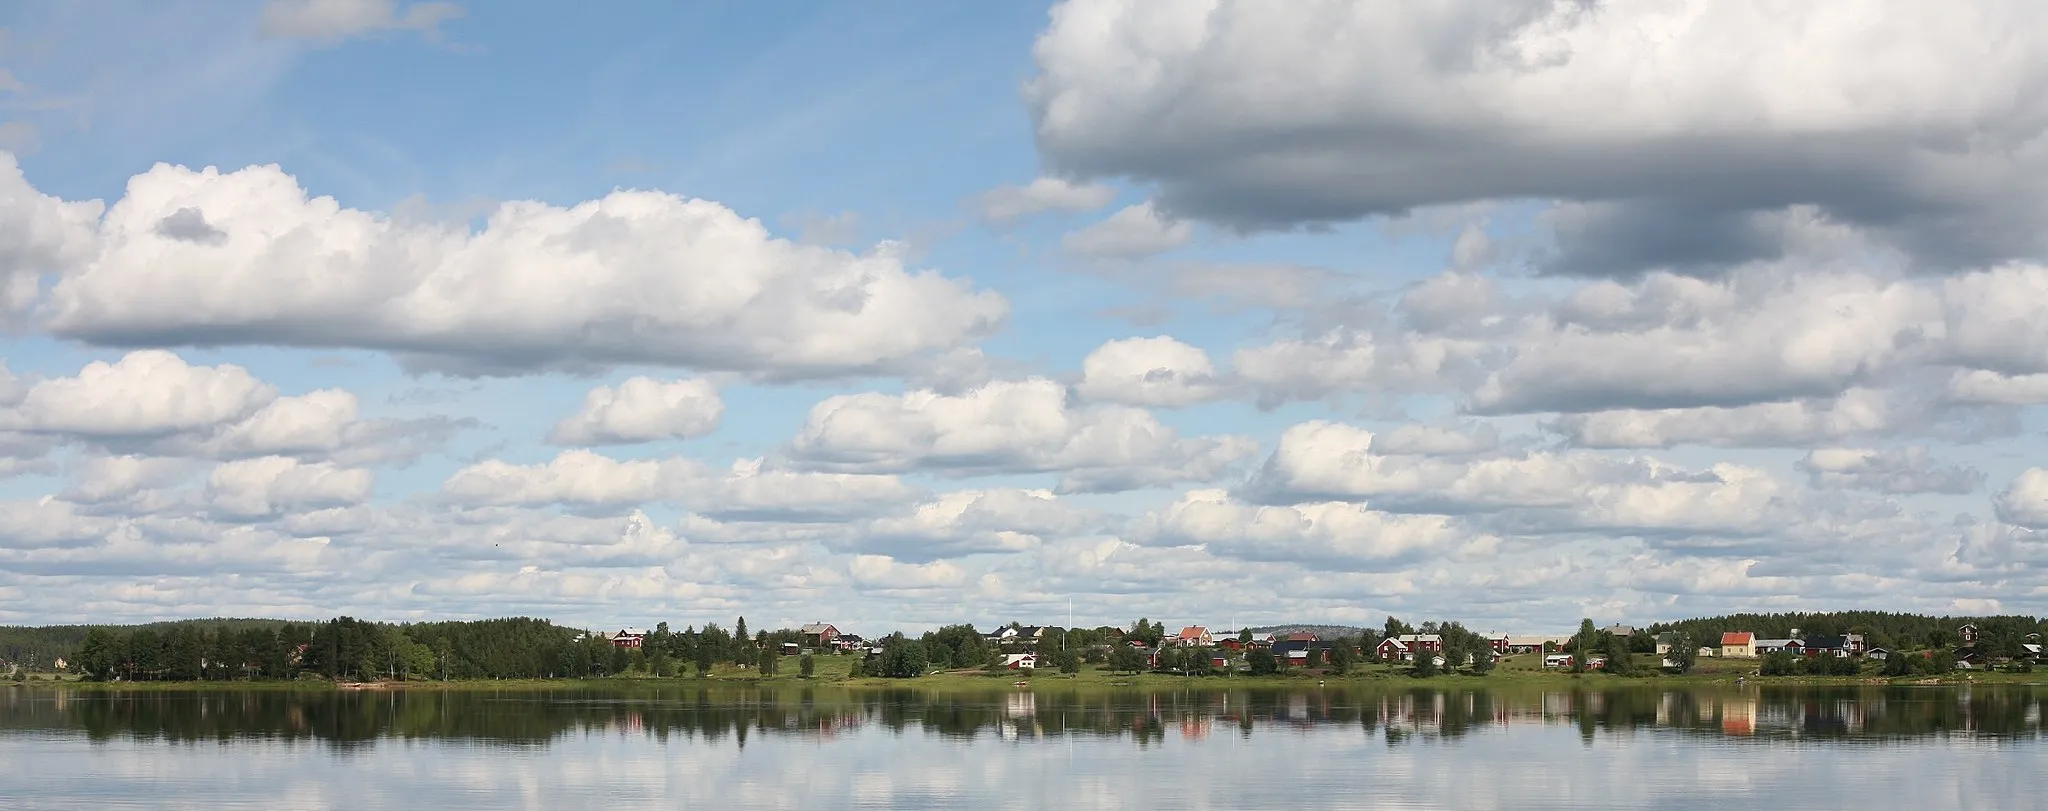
[2,683,2040,748]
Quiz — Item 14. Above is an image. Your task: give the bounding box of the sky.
[0,0,2044,635]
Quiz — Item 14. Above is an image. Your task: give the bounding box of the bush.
[799,654,816,679]
[1759,652,1800,676]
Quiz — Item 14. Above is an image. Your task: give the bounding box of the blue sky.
[0,0,2043,635]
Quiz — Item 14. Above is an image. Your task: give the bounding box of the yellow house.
[1720,631,1756,658]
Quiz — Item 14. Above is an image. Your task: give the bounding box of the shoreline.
[17,668,2042,693]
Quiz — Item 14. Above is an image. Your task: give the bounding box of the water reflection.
[3,683,2041,749]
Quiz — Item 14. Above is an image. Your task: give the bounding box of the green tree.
[1329,640,1356,675]
[757,646,779,677]
[799,654,816,679]
[1413,649,1439,677]
[1603,633,1635,676]
[1108,644,1145,673]
[1882,651,1915,677]
[1760,651,1799,676]
[1666,633,1698,674]
[1248,648,1279,676]
[877,636,927,678]
[1571,619,1597,673]
[1059,648,1082,675]
[1238,629,1253,645]
[1471,645,1496,675]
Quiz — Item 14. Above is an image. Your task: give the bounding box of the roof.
[1753,639,1798,648]
[1379,638,1408,651]
[1393,634,1441,644]
[617,628,648,637]
[1284,632,1318,642]
[1177,626,1209,639]
[1721,632,1754,645]
[1508,635,1565,646]
[1018,626,1046,636]
[800,623,837,634]
[1805,635,1849,649]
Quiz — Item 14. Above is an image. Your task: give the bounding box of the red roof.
[1177,626,1208,639]
[1721,632,1754,645]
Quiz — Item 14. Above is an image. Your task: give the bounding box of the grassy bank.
[21,652,2043,693]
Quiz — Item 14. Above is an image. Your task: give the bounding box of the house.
[1505,635,1559,654]
[1543,653,1574,668]
[1802,635,1852,658]
[1866,647,1892,661]
[780,642,801,657]
[1273,639,1332,667]
[1754,638,1800,655]
[1721,632,1756,658]
[1958,624,1980,646]
[1602,624,1636,638]
[1654,632,1683,655]
[1002,653,1038,670]
[834,634,866,652]
[1375,634,1442,662]
[1216,636,1245,652]
[983,627,1016,645]
[800,623,840,648]
[1175,626,1213,647]
[52,657,66,671]
[1480,633,1511,653]
[611,628,647,649]
[1209,654,1230,670]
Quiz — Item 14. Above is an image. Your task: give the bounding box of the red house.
[610,628,647,649]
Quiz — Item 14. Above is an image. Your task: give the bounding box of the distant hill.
[1243,624,1369,639]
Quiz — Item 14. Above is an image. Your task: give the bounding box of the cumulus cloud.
[1133,489,1498,568]
[1796,447,1984,495]
[1245,420,1793,538]
[786,378,1257,493]
[974,176,1117,222]
[40,162,1007,378]
[848,554,966,590]
[1074,336,1224,407]
[1946,370,2048,405]
[205,456,373,518]
[259,0,463,41]
[8,350,274,437]
[440,450,918,521]
[549,377,724,445]
[0,154,101,326]
[1027,0,2048,271]
[1230,329,1469,408]
[0,351,457,464]
[1995,469,2048,530]
[1061,202,1192,259]
[858,489,1098,560]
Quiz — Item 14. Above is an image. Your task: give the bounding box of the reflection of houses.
[1721,697,1758,736]
[1720,632,1756,658]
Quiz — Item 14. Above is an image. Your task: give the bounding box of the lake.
[1,683,2042,809]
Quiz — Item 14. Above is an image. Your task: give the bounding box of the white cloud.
[42,162,1007,378]
[549,377,724,445]
[1230,330,1468,408]
[848,554,966,590]
[440,450,918,521]
[1061,202,1192,259]
[0,497,111,549]
[974,176,1117,222]
[1246,419,1794,537]
[1074,336,1224,407]
[1946,369,2048,405]
[0,351,454,464]
[859,489,1096,560]
[9,351,275,437]
[1796,447,1983,495]
[205,456,373,518]
[1995,468,2048,530]
[259,0,463,41]
[1027,0,2048,269]
[1133,489,1498,567]
[786,378,1256,493]
[0,155,101,325]
[61,455,194,508]
[1552,389,1906,449]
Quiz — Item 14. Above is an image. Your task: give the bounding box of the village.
[582,619,2045,678]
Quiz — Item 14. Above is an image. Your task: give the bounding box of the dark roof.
[1805,635,1849,650]
[1018,626,1045,636]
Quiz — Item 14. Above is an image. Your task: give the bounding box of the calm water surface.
[1,683,2043,810]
